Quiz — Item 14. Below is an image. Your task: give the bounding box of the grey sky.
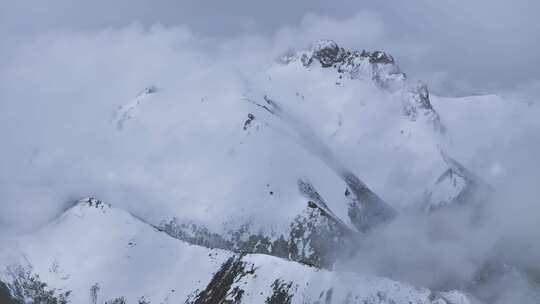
[2,0,540,97]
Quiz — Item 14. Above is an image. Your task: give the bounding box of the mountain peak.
[76,197,111,210]
[275,40,445,133]
[298,40,405,88]
[303,39,396,68]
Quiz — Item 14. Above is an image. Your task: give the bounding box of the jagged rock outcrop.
[0,280,19,304]
[420,152,491,212]
[300,40,404,90]
[160,198,349,269]
[288,200,349,268]
[280,40,445,133]
[341,172,397,233]
[1,265,71,304]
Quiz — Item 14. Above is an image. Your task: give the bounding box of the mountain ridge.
[0,196,472,304]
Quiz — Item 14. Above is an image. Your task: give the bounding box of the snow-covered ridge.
[113,85,158,130]
[76,196,111,209]
[0,198,471,304]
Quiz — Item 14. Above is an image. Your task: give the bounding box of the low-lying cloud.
[1,9,539,304]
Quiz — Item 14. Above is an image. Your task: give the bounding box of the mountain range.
[2,40,537,303]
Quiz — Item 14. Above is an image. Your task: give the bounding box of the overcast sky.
[1,0,540,98]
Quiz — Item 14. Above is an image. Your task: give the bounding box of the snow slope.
[0,198,470,304]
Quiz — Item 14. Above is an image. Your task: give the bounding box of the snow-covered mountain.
[103,39,490,261]
[0,198,471,304]
[3,39,537,303]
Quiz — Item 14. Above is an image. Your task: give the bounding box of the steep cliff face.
[160,198,349,269]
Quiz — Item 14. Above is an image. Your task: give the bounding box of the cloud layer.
[2,0,540,97]
[1,6,539,303]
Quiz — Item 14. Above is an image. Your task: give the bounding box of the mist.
[3,0,540,98]
[336,94,540,303]
[1,3,539,304]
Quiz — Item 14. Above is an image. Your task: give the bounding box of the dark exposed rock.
[160,218,233,250]
[294,40,444,133]
[160,196,350,269]
[138,296,151,304]
[3,265,71,304]
[297,179,353,234]
[0,280,20,304]
[243,113,255,130]
[90,283,100,304]
[368,51,395,64]
[265,280,294,304]
[105,297,127,304]
[142,86,158,95]
[311,41,343,68]
[190,255,255,304]
[301,40,404,88]
[289,200,348,268]
[342,171,397,233]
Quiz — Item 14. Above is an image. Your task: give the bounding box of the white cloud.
[1,12,539,303]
